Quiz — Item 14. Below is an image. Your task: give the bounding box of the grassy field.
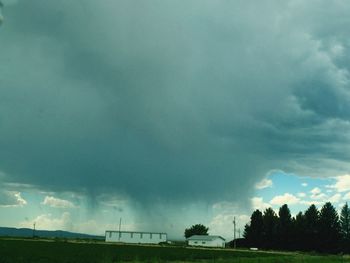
[0,238,348,263]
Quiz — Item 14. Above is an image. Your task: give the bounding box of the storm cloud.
[1,0,350,207]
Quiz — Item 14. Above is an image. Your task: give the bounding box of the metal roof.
[186,235,225,241]
[105,230,167,235]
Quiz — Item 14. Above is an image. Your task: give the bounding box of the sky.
[1,0,350,240]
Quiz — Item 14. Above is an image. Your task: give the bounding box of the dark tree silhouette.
[243,209,263,247]
[292,211,306,250]
[242,202,345,253]
[304,204,320,251]
[340,203,350,238]
[184,224,209,238]
[262,208,278,249]
[276,204,292,249]
[318,202,341,252]
[340,203,350,252]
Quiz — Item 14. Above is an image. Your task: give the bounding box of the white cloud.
[255,178,273,190]
[310,187,321,194]
[328,175,350,192]
[328,193,341,203]
[269,193,300,206]
[301,183,308,187]
[13,192,26,206]
[343,192,350,200]
[251,197,270,211]
[210,201,251,239]
[0,191,27,207]
[73,220,102,235]
[209,213,249,240]
[20,212,72,231]
[19,212,121,235]
[41,196,75,208]
[310,187,328,200]
[299,200,324,206]
[311,193,328,200]
[330,43,344,58]
[297,192,306,198]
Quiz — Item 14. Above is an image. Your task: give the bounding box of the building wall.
[188,238,225,248]
[105,231,167,244]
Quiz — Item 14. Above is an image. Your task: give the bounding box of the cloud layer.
[1,0,350,209]
[0,191,26,207]
[41,196,75,209]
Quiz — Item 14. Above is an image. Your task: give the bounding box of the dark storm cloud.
[1,0,350,206]
[0,1,3,25]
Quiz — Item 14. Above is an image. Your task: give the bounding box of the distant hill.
[0,227,104,240]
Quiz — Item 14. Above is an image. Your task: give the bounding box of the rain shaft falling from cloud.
[1,0,350,214]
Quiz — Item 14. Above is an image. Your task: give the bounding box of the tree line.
[184,224,209,238]
[243,202,350,253]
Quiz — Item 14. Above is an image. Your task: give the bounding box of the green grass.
[0,238,347,263]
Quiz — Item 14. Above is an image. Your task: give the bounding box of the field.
[0,238,348,263]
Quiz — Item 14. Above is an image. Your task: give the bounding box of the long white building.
[187,235,226,248]
[105,230,167,244]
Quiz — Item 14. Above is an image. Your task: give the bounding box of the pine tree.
[292,211,306,250]
[304,204,319,251]
[244,209,263,248]
[262,207,278,249]
[277,204,292,249]
[319,202,341,252]
[340,202,350,252]
[243,224,251,239]
[340,203,350,239]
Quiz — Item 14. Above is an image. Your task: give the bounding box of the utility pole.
[119,217,122,232]
[118,217,122,241]
[233,217,236,249]
[32,222,36,238]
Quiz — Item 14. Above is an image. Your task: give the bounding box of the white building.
[187,235,226,248]
[105,230,167,244]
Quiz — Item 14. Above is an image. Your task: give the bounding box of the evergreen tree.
[243,202,348,253]
[304,204,319,251]
[243,224,250,239]
[340,203,350,239]
[318,202,341,252]
[244,209,263,248]
[292,211,306,251]
[340,202,350,252]
[262,207,278,249]
[276,204,292,249]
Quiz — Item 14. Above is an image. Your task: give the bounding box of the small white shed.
[187,235,226,248]
[105,230,167,244]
